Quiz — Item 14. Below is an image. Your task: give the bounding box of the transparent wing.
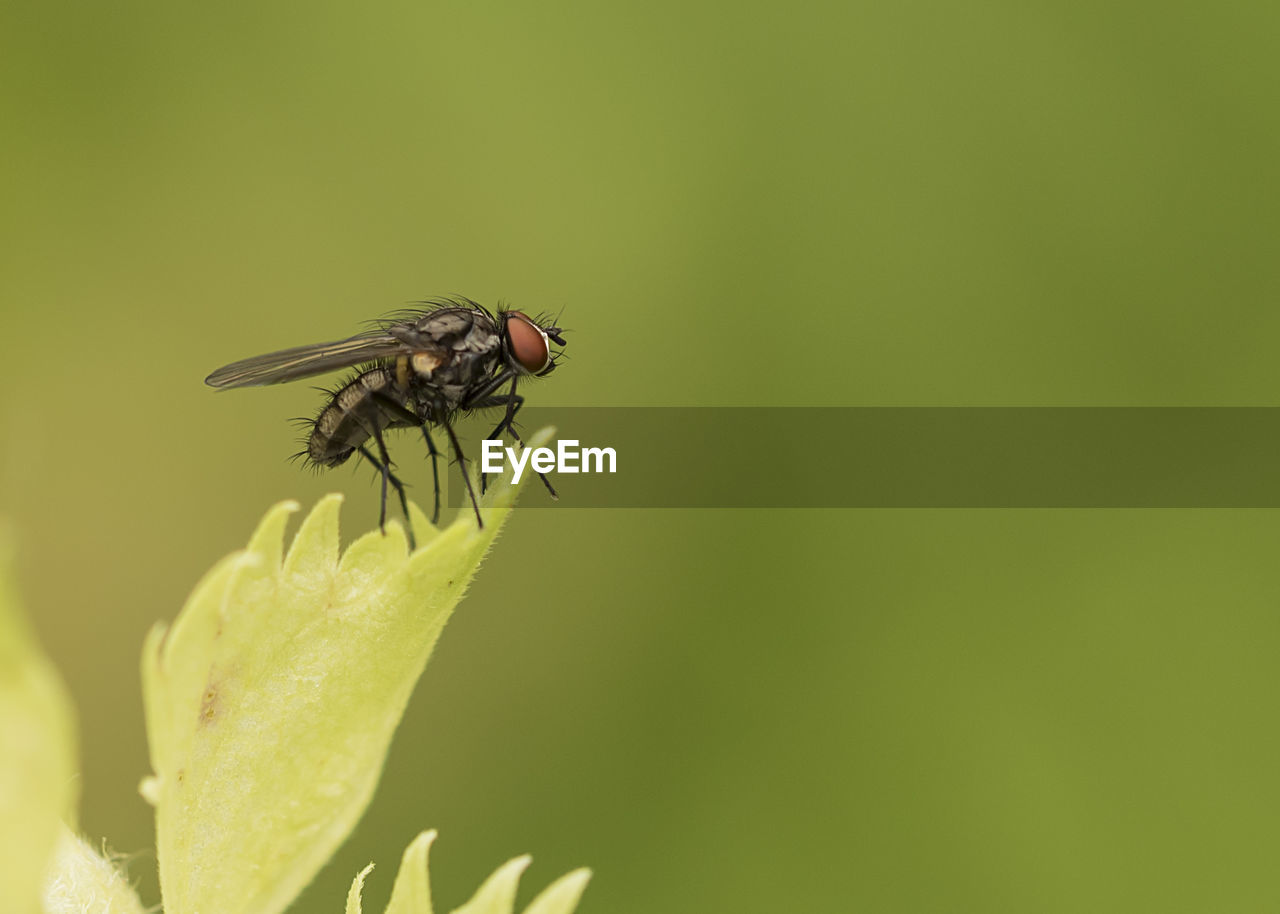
[204,332,409,388]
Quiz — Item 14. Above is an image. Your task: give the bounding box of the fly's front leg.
[495,376,520,442]
[469,392,557,500]
[459,370,525,493]
[476,381,523,494]
[503,424,558,499]
[459,368,515,411]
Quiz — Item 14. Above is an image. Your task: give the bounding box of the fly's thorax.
[402,311,505,409]
[416,347,500,399]
[410,307,500,348]
[392,306,503,364]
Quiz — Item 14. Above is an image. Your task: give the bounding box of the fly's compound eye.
[505,311,551,373]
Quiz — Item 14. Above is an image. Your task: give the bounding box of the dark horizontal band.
[444,407,1280,509]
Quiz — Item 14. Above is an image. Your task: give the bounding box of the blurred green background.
[3,0,1280,911]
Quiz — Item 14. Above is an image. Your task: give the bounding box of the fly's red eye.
[506,311,550,373]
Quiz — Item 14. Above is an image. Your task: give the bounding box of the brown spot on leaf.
[199,685,219,726]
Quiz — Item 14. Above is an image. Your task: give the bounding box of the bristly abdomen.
[307,366,403,467]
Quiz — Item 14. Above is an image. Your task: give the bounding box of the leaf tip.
[406,828,439,855]
[452,854,533,914]
[346,862,376,914]
[282,493,344,577]
[522,868,593,914]
[245,499,301,567]
[406,501,442,551]
[338,518,412,576]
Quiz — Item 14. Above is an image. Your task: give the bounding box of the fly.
[205,298,566,545]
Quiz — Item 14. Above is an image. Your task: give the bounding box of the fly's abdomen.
[307,368,405,467]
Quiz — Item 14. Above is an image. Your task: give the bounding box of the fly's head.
[501,311,567,378]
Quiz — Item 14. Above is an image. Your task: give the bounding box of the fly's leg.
[495,376,520,444]
[365,391,440,536]
[458,368,516,491]
[458,367,515,410]
[354,408,416,550]
[373,424,415,547]
[355,443,415,550]
[418,426,442,525]
[469,392,557,499]
[440,414,483,528]
[476,391,524,441]
[479,382,521,495]
[504,424,558,499]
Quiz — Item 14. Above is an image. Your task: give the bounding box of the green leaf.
[41,826,146,914]
[450,856,530,914]
[346,863,376,914]
[520,869,593,914]
[343,832,590,914]
[0,531,78,914]
[385,830,436,914]
[141,430,553,914]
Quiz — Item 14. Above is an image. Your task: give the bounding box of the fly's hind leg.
[366,391,439,540]
[354,445,391,529]
[368,388,444,527]
[357,434,416,551]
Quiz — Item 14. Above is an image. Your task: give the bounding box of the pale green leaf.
[384,830,436,914]
[41,826,146,914]
[346,863,375,914]
[521,869,592,914]
[346,832,589,914]
[450,856,531,914]
[142,430,552,914]
[0,533,78,914]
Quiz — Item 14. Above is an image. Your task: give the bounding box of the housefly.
[205,298,566,543]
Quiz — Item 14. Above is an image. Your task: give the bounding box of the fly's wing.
[204,331,410,388]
